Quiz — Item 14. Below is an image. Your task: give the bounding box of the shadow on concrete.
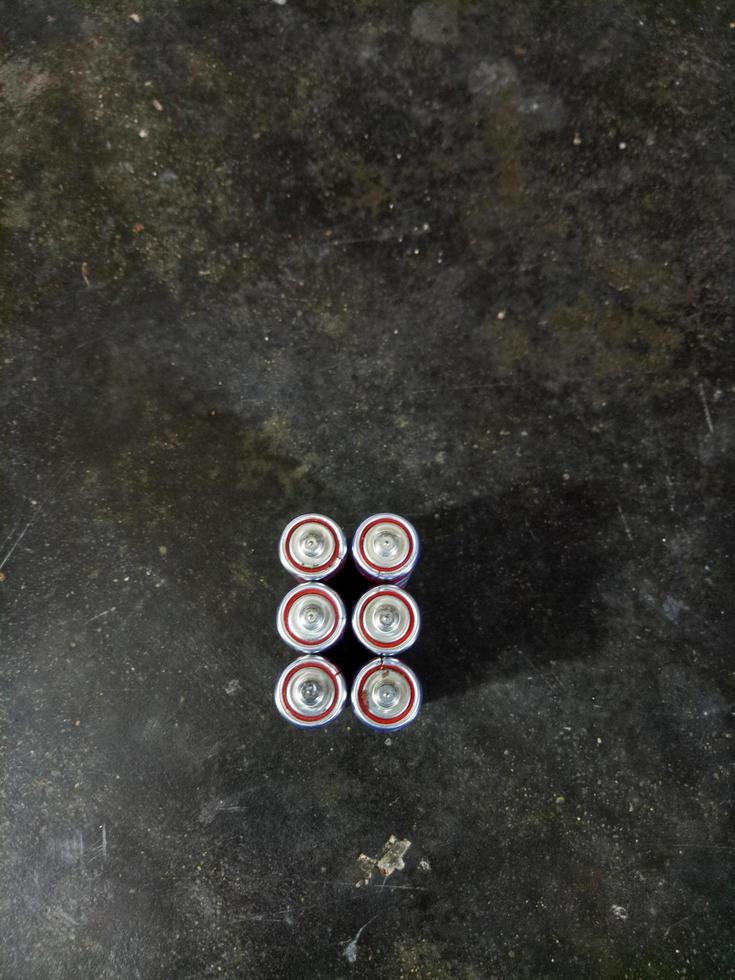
[406,482,611,702]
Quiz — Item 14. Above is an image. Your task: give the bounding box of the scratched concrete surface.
[1,1,735,977]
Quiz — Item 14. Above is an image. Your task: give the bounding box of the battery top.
[279,513,347,579]
[353,513,419,577]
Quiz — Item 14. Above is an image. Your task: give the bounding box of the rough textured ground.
[1,1,734,977]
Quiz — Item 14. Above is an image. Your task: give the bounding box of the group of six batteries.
[274,513,422,731]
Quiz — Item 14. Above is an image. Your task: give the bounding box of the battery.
[352,584,420,656]
[351,657,422,731]
[351,513,420,587]
[274,655,347,728]
[279,513,348,581]
[277,582,346,654]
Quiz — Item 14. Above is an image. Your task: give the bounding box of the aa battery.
[351,513,420,587]
[351,657,422,731]
[279,513,348,581]
[277,582,346,654]
[274,655,347,728]
[352,584,420,656]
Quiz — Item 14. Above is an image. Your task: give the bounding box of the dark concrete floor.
[2,1,735,977]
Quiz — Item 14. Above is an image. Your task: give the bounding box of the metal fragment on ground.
[355,834,412,886]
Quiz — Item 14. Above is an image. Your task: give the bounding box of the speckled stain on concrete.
[1,1,734,978]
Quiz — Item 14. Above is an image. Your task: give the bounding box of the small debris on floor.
[356,834,411,886]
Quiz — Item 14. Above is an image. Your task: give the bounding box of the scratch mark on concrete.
[0,462,77,571]
[237,908,295,924]
[409,381,506,394]
[617,502,633,541]
[517,645,565,694]
[331,232,405,247]
[49,907,79,929]
[699,382,714,435]
[199,795,245,825]
[101,823,107,860]
[0,519,35,571]
[664,898,707,938]
[221,871,426,891]
[85,607,117,625]
[0,523,19,559]
[341,915,378,964]
[664,474,675,513]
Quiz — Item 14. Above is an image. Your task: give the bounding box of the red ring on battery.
[285,517,340,575]
[357,589,415,650]
[282,587,342,647]
[358,517,415,574]
[280,660,340,723]
[357,662,417,726]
